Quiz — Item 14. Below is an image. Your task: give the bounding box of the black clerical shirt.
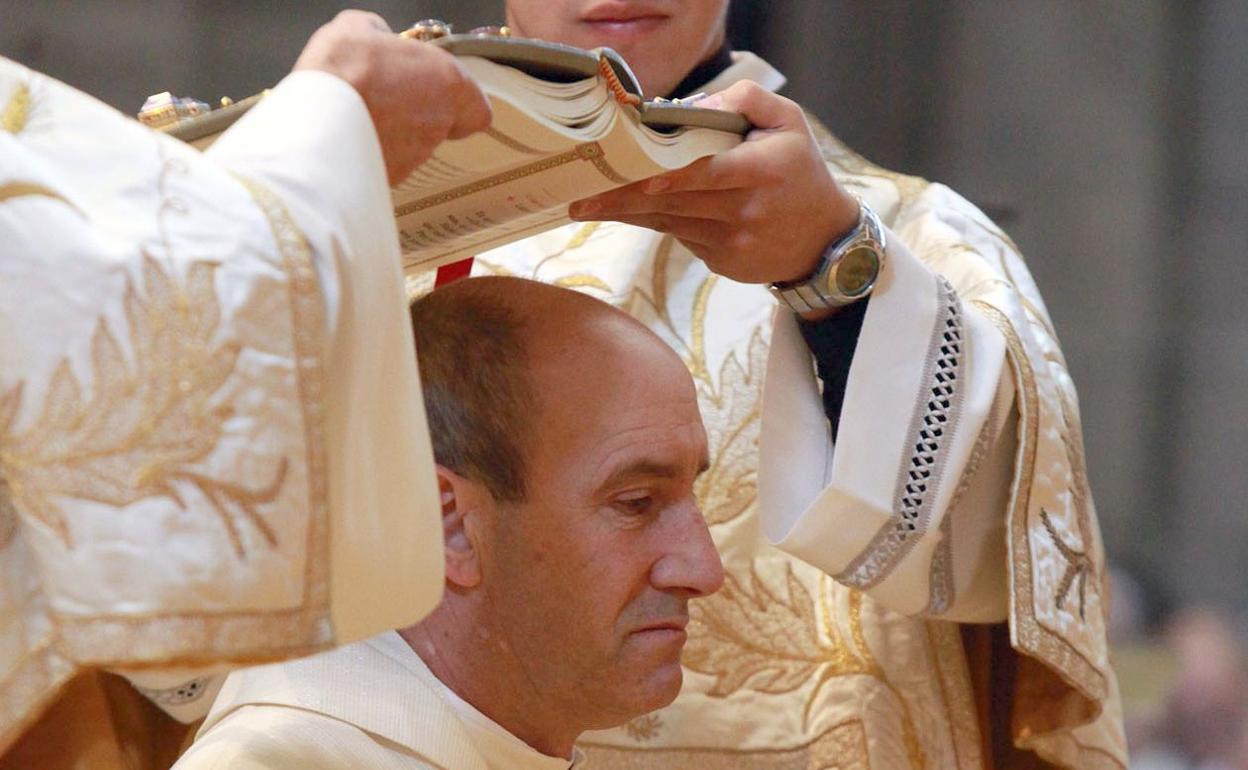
[675,43,868,441]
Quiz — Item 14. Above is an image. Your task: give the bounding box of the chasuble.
[416,52,1127,770]
[175,631,583,770]
[0,58,444,756]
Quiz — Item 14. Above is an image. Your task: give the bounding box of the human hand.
[294,10,491,185]
[568,81,859,286]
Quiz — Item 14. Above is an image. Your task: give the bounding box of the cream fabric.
[436,50,1127,770]
[0,59,442,751]
[759,224,1013,621]
[175,632,582,770]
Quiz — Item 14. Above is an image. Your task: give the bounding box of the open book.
[162,35,748,272]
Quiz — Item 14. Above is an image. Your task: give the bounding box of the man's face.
[479,321,724,727]
[504,0,730,97]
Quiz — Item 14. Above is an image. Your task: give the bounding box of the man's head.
[405,277,723,755]
[504,0,730,98]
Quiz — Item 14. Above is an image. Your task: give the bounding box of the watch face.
[829,245,881,298]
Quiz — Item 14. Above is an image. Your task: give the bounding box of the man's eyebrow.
[597,454,711,491]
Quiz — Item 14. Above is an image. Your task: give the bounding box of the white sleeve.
[206,71,444,642]
[0,57,443,745]
[759,229,1012,622]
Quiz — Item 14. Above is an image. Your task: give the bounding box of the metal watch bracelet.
[768,200,886,313]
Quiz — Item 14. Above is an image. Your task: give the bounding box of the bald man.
[173,277,725,770]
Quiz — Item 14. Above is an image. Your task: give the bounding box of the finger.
[571,189,742,221]
[447,76,493,138]
[643,134,789,195]
[596,213,724,247]
[571,179,650,212]
[640,154,748,195]
[337,8,391,33]
[692,92,725,111]
[706,80,804,133]
[404,49,492,139]
[362,11,392,33]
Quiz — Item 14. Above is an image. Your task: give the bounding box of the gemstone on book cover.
[468,25,512,37]
[403,19,451,41]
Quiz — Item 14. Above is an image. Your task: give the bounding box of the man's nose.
[651,501,725,598]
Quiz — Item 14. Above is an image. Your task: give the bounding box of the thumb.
[447,84,493,139]
[698,80,801,133]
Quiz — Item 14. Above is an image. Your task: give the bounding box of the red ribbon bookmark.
[435,257,474,288]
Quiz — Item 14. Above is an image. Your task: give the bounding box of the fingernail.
[646,177,670,194]
[696,94,724,110]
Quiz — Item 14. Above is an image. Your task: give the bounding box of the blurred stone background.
[3,1,1246,761]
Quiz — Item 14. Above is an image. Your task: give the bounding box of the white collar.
[700,51,787,95]
[372,632,584,770]
[201,631,583,770]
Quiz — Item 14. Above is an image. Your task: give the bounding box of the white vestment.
[426,52,1127,769]
[174,631,583,770]
[0,58,443,750]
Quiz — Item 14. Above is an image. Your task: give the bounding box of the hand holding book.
[144,20,751,273]
[293,11,493,186]
[385,32,750,271]
[569,79,861,299]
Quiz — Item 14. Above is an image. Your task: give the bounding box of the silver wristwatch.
[769,200,886,313]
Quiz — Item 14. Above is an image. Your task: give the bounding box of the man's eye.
[614,495,653,515]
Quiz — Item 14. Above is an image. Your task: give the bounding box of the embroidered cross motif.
[1040,508,1090,620]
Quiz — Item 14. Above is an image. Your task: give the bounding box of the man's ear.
[435,464,487,590]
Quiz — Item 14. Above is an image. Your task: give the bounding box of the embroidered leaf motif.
[685,565,931,760]
[686,275,717,386]
[552,273,613,294]
[404,269,437,303]
[694,328,766,527]
[0,386,21,548]
[650,235,674,318]
[685,563,865,701]
[2,82,29,134]
[0,256,285,556]
[472,259,517,278]
[0,486,15,549]
[623,713,662,743]
[618,236,702,379]
[562,221,600,251]
[0,384,19,439]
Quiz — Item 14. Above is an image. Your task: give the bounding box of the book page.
[390,78,609,199]
[397,140,633,270]
[397,105,745,271]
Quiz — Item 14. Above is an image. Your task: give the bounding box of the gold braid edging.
[924,621,984,769]
[972,300,1106,700]
[580,719,869,770]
